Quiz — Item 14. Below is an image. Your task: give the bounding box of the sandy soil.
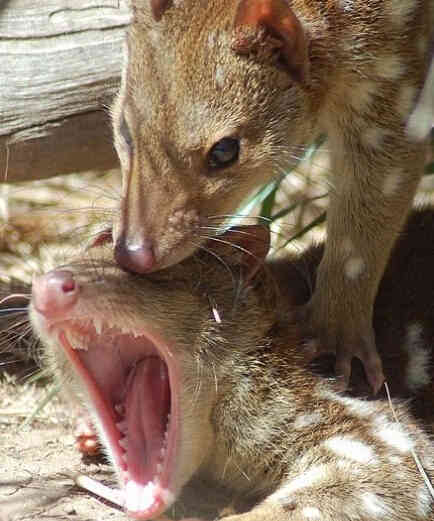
[0,360,127,521]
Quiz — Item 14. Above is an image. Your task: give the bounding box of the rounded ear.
[232,0,310,82]
[209,225,271,285]
[150,0,172,21]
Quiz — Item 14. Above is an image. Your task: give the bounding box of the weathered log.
[0,0,131,182]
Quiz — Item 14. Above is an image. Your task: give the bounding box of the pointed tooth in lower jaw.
[125,481,157,513]
[93,317,103,335]
[125,481,142,512]
[139,483,157,512]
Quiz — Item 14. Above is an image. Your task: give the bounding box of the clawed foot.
[296,301,384,394]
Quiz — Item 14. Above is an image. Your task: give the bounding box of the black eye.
[119,114,133,149]
[207,137,240,170]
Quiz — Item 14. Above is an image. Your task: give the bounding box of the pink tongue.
[125,356,170,482]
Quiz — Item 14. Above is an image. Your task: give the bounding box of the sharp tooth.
[116,421,127,435]
[63,330,88,351]
[125,481,142,512]
[93,317,103,335]
[156,463,162,474]
[139,482,156,512]
[115,404,125,416]
[119,437,128,450]
[120,325,132,336]
[122,453,128,463]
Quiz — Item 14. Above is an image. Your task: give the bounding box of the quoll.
[30,208,434,520]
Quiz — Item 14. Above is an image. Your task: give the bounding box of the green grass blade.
[281,211,327,248]
[20,381,61,429]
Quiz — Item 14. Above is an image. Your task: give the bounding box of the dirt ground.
[0,359,128,521]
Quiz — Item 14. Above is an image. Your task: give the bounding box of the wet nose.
[114,236,155,273]
[32,270,78,317]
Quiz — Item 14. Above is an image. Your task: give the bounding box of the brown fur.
[30,208,434,520]
[111,0,434,390]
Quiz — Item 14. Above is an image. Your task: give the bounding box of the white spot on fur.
[407,59,434,141]
[345,257,365,279]
[148,28,160,46]
[324,436,377,464]
[375,422,414,453]
[382,169,402,196]
[375,54,405,81]
[386,0,416,24]
[407,323,423,343]
[361,492,390,517]
[320,390,376,417]
[215,65,225,89]
[303,339,319,357]
[350,81,377,113]
[403,323,431,392]
[416,485,432,517]
[294,412,323,430]
[302,507,322,519]
[388,455,402,465]
[338,0,354,12]
[397,84,418,119]
[273,466,328,498]
[341,237,354,256]
[361,126,386,149]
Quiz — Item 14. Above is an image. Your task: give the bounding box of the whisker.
[207,214,272,223]
[0,294,30,305]
[200,226,268,238]
[1,318,31,333]
[200,235,263,260]
[0,308,28,314]
[193,242,237,289]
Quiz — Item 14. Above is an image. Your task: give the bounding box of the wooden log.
[0,0,131,183]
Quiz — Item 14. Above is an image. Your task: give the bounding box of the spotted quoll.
[112,0,434,391]
[30,207,434,520]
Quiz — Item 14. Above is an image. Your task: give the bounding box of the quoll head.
[112,0,315,273]
[29,225,272,520]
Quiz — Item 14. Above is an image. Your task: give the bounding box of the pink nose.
[32,270,78,317]
[114,236,155,274]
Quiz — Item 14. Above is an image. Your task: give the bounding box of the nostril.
[61,278,76,293]
[114,237,155,274]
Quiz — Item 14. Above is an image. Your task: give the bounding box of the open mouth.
[54,319,178,519]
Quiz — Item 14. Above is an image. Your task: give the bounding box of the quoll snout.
[114,235,156,274]
[32,269,79,318]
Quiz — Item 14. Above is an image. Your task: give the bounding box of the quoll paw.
[297,300,384,393]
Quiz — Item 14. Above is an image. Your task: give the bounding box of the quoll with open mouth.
[30,209,434,520]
